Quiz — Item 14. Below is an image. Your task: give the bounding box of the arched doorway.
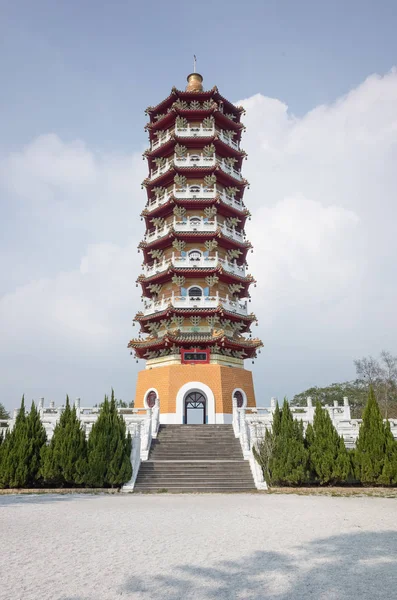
[184,391,207,424]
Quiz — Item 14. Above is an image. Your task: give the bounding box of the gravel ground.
[1,493,396,600]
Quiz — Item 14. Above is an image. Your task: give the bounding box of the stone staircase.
[134,424,256,493]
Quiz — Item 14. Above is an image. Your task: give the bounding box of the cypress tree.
[309,402,350,485]
[87,390,132,488]
[253,427,275,484]
[0,429,4,484]
[0,396,27,488]
[41,397,87,487]
[25,400,47,486]
[305,422,315,482]
[354,386,392,485]
[269,399,309,486]
[378,421,397,486]
[0,397,46,488]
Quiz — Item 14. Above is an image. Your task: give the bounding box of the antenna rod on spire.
[193,55,197,72]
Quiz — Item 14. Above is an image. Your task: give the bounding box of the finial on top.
[186,55,203,92]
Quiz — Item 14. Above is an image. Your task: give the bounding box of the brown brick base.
[134,364,257,415]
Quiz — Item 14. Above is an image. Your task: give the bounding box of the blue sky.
[1,0,396,151]
[1,0,397,410]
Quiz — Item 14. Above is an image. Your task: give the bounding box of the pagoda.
[128,71,263,424]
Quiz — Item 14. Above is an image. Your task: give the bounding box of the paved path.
[1,493,397,599]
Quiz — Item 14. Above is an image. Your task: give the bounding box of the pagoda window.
[190,154,200,162]
[188,249,202,261]
[188,286,203,299]
[190,217,201,227]
[189,185,201,193]
[233,389,246,408]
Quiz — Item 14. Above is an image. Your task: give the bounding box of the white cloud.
[1,70,397,408]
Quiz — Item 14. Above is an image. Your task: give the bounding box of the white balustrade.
[145,191,172,212]
[218,190,245,211]
[151,131,172,151]
[142,257,171,277]
[173,184,216,199]
[149,127,240,154]
[143,223,171,243]
[221,223,245,242]
[175,124,215,138]
[173,217,217,233]
[172,254,218,269]
[142,293,248,316]
[149,159,173,181]
[219,160,243,181]
[143,253,246,278]
[218,130,239,151]
[219,256,246,277]
[174,154,216,168]
[145,186,245,214]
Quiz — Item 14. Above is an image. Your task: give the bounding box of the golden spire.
[186,55,203,92]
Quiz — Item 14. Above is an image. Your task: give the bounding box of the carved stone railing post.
[122,422,142,492]
[74,397,80,418]
[239,408,250,457]
[140,416,152,461]
[151,397,160,438]
[306,396,314,421]
[343,396,351,419]
[232,397,240,437]
[248,420,267,490]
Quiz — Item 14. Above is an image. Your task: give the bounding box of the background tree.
[354,386,396,485]
[292,381,368,418]
[41,396,87,487]
[309,402,350,485]
[355,351,397,418]
[0,403,10,420]
[86,390,132,488]
[293,349,397,418]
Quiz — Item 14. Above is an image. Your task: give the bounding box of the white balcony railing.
[173,185,245,212]
[145,186,246,214]
[143,218,218,243]
[218,131,239,151]
[151,131,172,151]
[143,223,172,243]
[142,219,245,243]
[219,160,243,181]
[218,190,245,211]
[220,223,245,242]
[174,154,216,168]
[175,125,215,138]
[173,185,216,200]
[142,252,247,278]
[149,159,173,181]
[142,292,248,316]
[145,191,173,212]
[149,127,240,153]
[173,217,217,233]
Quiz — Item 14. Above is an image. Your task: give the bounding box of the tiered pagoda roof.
[128,72,262,364]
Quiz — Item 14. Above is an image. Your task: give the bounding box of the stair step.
[133,424,255,493]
